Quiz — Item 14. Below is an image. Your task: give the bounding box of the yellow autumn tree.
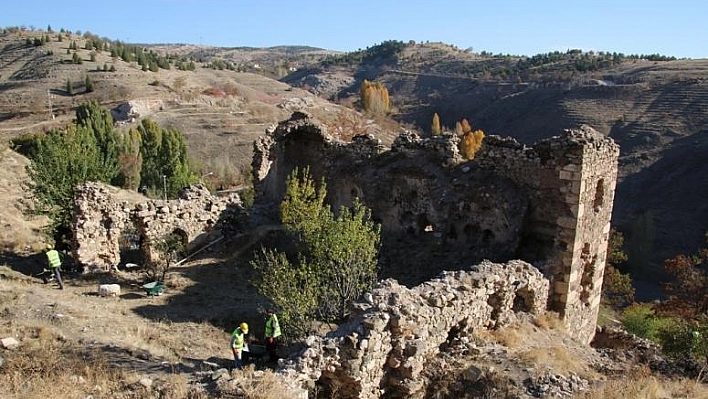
[460,129,485,159]
[455,118,473,136]
[360,79,391,115]
[431,113,441,136]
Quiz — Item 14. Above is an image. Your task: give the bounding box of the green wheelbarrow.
[243,344,268,365]
[142,281,164,296]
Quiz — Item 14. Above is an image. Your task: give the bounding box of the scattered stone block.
[212,368,230,381]
[1,337,20,350]
[98,284,121,297]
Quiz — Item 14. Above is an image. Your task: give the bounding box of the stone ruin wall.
[72,182,242,273]
[474,128,620,343]
[277,260,549,399]
[253,113,619,344]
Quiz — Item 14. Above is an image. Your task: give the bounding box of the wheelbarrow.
[142,281,164,296]
[243,344,268,365]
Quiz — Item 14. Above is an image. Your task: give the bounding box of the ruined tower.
[253,113,619,344]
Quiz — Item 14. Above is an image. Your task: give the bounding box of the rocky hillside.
[282,41,708,298]
[0,29,381,190]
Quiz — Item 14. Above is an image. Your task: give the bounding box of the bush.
[621,303,673,343]
[656,317,708,366]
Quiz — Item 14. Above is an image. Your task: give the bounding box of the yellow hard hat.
[240,322,249,334]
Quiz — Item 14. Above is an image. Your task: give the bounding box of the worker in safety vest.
[45,244,64,290]
[230,322,249,369]
[264,309,282,362]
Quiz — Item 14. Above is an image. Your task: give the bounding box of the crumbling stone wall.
[278,260,549,399]
[253,113,619,344]
[474,127,619,343]
[73,182,242,273]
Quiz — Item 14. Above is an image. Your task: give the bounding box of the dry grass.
[533,311,565,331]
[219,364,298,399]
[165,272,193,290]
[578,376,708,399]
[489,325,524,348]
[0,335,210,399]
[122,320,181,360]
[0,333,124,399]
[519,345,589,375]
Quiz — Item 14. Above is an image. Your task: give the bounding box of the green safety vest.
[46,250,61,269]
[265,314,281,338]
[231,328,245,349]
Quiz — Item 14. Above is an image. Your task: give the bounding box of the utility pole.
[163,175,167,201]
[47,89,54,120]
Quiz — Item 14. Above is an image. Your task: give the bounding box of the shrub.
[621,303,673,343]
[656,317,708,367]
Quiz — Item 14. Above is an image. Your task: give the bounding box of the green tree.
[251,167,381,339]
[146,231,187,282]
[601,229,635,308]
[431,113,442,136]
[115,127,142,190]
[25,125,117,244]
[75,101,119,181]
[251,248,320,339]
[138,119,196,198]
[656,317,708,367]
[85,74,94,92]
[65,79,73,95]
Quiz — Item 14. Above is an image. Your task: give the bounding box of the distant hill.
[281,41,708,298]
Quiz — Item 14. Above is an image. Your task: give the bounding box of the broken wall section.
[278,260,549,399]
[73,182,243,273]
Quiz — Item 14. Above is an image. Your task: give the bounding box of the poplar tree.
[360,79,391,115]
[75,101,119,179]
[138,118,196,198]
[116,128,142,190]
[431,113,442,136]
[460,130,485,160]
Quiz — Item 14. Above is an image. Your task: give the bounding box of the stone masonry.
[73,182,243,273]
[277,260,549,399]
[253,112,619,344]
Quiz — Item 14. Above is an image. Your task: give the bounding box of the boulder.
[1,337,20,349]
[98,284,121,297]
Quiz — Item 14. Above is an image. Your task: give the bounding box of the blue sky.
[2,0,706,58]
